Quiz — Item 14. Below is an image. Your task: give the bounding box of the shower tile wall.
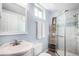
[77,36,79,55]
[57,36,64,50]
[76,9,79,55]
[66,9,78,55]
[66,27,77,54]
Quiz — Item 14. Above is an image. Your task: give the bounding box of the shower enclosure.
[56,9,79,56]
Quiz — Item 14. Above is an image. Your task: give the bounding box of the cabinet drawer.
[23,49,33,56]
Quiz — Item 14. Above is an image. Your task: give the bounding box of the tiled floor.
[47,51,57,56]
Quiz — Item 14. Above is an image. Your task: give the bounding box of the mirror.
[0,3,27,35]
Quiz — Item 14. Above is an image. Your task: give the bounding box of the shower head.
[64,9,69,12]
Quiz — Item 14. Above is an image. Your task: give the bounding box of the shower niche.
[0,3,28,35]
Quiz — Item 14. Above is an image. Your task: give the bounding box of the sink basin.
[0,40,33,56]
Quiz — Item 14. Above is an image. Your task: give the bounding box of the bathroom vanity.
[0,40,33,56]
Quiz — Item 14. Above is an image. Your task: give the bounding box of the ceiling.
[41,3,79,13]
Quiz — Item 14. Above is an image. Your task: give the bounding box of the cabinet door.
[23,49,33,56]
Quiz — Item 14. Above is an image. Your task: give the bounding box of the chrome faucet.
[11,40,21,46]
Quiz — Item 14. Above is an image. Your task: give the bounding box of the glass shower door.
[56,10,79,56]
[56,13,65,56]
